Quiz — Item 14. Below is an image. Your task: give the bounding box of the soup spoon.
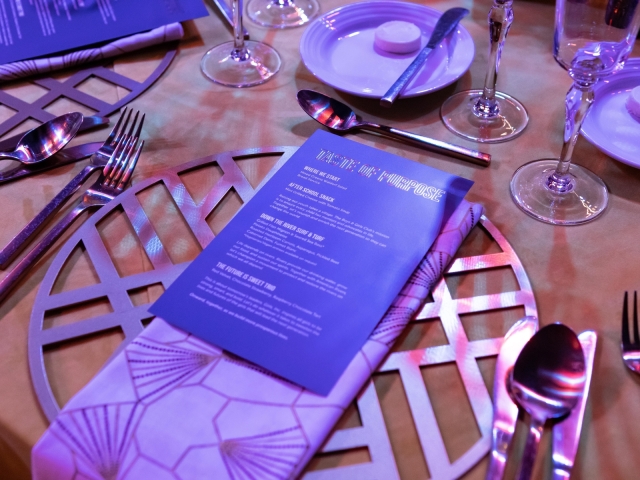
[296,90,490,166]
[509,323,585,480]
[0,112,83,165]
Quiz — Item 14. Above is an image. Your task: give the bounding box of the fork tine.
[117,140,143,190]
[623,291,631,347]
[104,107,127,146]
[108,137,137,187]
[126,111,140,137]
[102,134,127,178]
[634,291,639,345]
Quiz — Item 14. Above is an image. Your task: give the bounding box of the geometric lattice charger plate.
[28,146,537,479]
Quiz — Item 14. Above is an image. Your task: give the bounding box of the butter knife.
[550,330,597,480]
[486,316,539,480]
[380,7,469,107]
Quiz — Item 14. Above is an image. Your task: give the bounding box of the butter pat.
[627,86,640,122]
[374,21,421,54]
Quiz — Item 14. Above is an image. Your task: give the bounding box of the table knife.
[0,142,101,185]
[485,316,539,480]
[380,7,469,107]
[550,330,597,480]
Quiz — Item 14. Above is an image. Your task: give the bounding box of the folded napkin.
[31,200,483,480]
[0,23,184,83]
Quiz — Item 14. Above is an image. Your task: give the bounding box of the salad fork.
[0,108,144,268]
[621,291,640,374]
[0,134,144,304]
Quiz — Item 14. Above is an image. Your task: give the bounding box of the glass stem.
[231,0,250,61]
[546,80,595,193]
[473,0,514,118]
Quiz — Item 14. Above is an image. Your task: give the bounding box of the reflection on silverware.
[0,108,144,269]
[509,324,586,480]
[0,112,82,165]
[486,316,538,480]
[0,134,144,304]
[297,89,491,166]
[551,330,597,480]
[380,7,468,107]
[0,114,108,153]
[621,291,640,374]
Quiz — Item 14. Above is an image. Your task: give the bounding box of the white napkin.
[31,200,483,479]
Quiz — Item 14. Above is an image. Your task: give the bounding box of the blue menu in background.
[150,131,473,395]
[0,0,208,64]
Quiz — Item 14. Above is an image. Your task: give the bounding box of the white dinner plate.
[299,0,475,99]
[582,58,640,167]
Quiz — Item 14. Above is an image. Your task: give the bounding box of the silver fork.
[0,108,145,268]
[621,291,640,373]
[0,135,144,304]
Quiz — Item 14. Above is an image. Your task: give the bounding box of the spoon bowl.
[296,89,491,166]
[1,112,83,165]
[509,323,585,480]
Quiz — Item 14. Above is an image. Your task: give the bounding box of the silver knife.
[0,115,107,153]
[486,316,539,480]
[550,330,597,480]
[380,7,469,107]
[0,142,101,185]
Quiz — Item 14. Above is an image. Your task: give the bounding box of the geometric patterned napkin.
[0,23,183,83]
[31,200,483,480]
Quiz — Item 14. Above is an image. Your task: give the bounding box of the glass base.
[510,159,608,225]
[200,41,281,87]
[247,0,320,28]
[440,90,529,143]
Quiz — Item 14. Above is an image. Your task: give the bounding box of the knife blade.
[380,7,469,107]
[485,316,539,480]
[0,142,102,185]
[0,115,108,153]
[550,330,597,480]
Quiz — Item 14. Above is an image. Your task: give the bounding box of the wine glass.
[247,0,319,29]
[440,0,528,143]
[201,0,281,87]
[510,0,640,225]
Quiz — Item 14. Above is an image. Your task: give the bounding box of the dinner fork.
[0,108,145,268]
[0,135,144,304]
[621,291,640,374]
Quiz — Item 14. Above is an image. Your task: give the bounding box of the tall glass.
[510,0,640,225]
[247,0,319,28]
[440,0,529,143]
[201,0,281,87]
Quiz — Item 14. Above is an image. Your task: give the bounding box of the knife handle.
[0,164,98,268]
[380,47,434,107]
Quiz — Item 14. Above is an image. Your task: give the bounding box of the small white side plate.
[299,0,475,99]
[582,58,640,167]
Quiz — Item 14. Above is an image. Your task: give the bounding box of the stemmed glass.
[510,0,640,225]
[200,0,281,87]
[440,0,528,143]
[247,0,319,28]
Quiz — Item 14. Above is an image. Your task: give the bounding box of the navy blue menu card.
[0,0,207,64]
[150,131,473,395]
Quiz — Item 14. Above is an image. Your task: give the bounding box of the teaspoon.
[509,323,586,480]
[296,90,490,166]
[0,112,83,165]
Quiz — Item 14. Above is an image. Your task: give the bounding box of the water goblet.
[201,0,281,87]
[247,0,319,28]
[440,0,528,143]
[510,0,640,225]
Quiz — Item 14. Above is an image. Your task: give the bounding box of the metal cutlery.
[380,8,469,107]
[551,330,597,480]
[297,90,491,166]
[0,108,144,269]
[0,134,144,304]
[621,291,640,374]
[486,316,538,480]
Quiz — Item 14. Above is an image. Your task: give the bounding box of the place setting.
[0,0,639,479]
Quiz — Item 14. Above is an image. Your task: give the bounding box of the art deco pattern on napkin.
[0,23,183,83]
[31,201,483,480]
